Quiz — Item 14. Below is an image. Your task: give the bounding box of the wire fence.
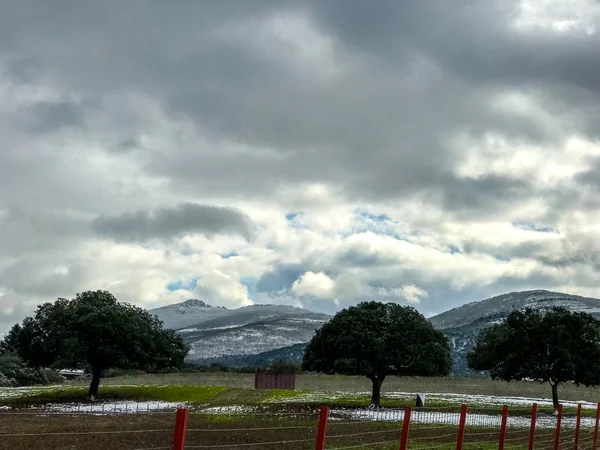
[1,401,599,449]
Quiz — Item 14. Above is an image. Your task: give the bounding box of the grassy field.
[74,372,600,403]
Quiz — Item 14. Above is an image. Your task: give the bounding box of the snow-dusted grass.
[0,385,76,401]
[2,382,598,431]
[200,405,257,415]
[2,384,596,413]
[32,400,184,414]
[331,408,595,429]
[264,389,598,411]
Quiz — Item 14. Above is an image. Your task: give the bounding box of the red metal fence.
[183,402,600,449]
[2,401,600,449]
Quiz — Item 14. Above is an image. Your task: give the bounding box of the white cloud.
[195,270,253,308]
[514,0,600,34]
[292,271,336,298]
[397,284,429,304]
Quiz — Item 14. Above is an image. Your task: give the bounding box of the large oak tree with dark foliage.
[302,301,452,408]
[468,307,600,410]
[6,290,189,399]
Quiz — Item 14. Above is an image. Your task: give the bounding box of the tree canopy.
[0,323,22,355]
[5,290,189,398]
[302,301,452,407]
[467,307,600,409]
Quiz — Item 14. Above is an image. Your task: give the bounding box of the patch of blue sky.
[512,221,558,233]
[285,211,309,229]
[241,277,257,301]
[495,255,511,262]
[220,251,239,259]
[285,212,301,221]
[342,209,414,241]
[167,278,198,291]
[356,210,391,222]
[448,245,461,254]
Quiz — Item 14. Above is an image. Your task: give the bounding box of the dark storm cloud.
[92,203,255,242]
[3,0,598,215]
[29,100,84,132]
[305,1,600,94]
[439,174,535,215]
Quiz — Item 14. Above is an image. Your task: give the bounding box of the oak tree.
[468,307,600,410]
[7,290,189,399]
[302,301,452,408]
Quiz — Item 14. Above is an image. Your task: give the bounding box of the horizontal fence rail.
[2,402,600,449]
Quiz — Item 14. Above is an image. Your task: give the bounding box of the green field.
[66,372,600,403]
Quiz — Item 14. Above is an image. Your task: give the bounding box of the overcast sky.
[2,0,600,332]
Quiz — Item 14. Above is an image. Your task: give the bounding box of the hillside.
[150,291,600,375]
[428,290,600,376]
[149,299,331,366]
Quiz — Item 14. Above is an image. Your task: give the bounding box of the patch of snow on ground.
[201,405,256,414]
[39,401,184,414]
[332,408,596,429]
[0,385,71,400]
[384,392,599,410]
[271,390,598,411]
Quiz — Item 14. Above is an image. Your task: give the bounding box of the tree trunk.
[550,380,559,412]
[368,375,385,409]
[88,367,102,401]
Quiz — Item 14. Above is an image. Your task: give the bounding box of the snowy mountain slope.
[195,343,308,368]
[147,299,228,330]
[428,290,600,376]
[149,299,331,365]
[151,291,600,373]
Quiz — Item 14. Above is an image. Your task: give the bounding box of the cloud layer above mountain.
[2,0,600,331]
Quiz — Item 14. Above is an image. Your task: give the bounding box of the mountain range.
[149,299,331,367]
[149,290,600,375]
[429,290,600,376]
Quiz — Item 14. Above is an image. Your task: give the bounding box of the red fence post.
[399,406,412,450]
[574,403,582,450]
[594,403,600,450]
[456,403,467,450]
[315,406,329,450]
[498,405,508,450]
[553,404,563,450]
[528,403,537,450]
[172,408,189,450]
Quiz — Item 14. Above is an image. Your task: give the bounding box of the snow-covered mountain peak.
[174,299,223,313]
[148,300,331,366]
[429,289,600,330]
